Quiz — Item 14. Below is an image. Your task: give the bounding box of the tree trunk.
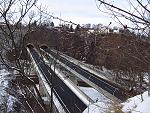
[148,70,150,96]
[148,73,150,96]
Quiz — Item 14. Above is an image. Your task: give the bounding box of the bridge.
[26,44,129,113]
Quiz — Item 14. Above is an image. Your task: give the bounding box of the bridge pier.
[39,78,47,97]
[69,75,78,85]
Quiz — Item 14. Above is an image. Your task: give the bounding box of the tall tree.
[0,0,47,112]
[97,0,150,95]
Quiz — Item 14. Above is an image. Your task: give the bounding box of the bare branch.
[97,0,150,25]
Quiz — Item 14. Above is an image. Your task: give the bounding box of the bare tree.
[96,0,150,34]
[0,0,37,74]
[96,0,150,96]
[0,0,48,112]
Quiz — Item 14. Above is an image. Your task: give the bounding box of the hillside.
[23,27,150,93]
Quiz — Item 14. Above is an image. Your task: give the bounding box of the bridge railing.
[27,44,94,113]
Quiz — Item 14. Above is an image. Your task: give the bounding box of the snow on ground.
[122,91,150,113]
[0,69,23,113]
[0,69,10,86]
[0,69,11,112]
[81,86,150,113]
[143,73,149,83]
[80,87,112,113]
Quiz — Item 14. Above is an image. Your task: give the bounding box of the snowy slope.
[0,69,24,113]
[122,91,150,113]
[81,86,150,113]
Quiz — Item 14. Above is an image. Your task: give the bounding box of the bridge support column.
[39,78,47,96]
[69,75,77,85]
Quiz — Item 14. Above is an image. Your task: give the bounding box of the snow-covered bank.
[80,86,150,113]
[122,91,150,113]
[0,69,10,110]
[0,69,25,113]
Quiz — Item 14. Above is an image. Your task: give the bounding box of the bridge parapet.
[27,44,94,113]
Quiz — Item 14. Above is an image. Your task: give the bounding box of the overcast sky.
[37,0,130,27]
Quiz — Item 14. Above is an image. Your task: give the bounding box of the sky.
[1,0,148,28]
[37,0,121,27]
[36,0,150,31]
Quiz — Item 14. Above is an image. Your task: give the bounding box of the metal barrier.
[27,44,94,113]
